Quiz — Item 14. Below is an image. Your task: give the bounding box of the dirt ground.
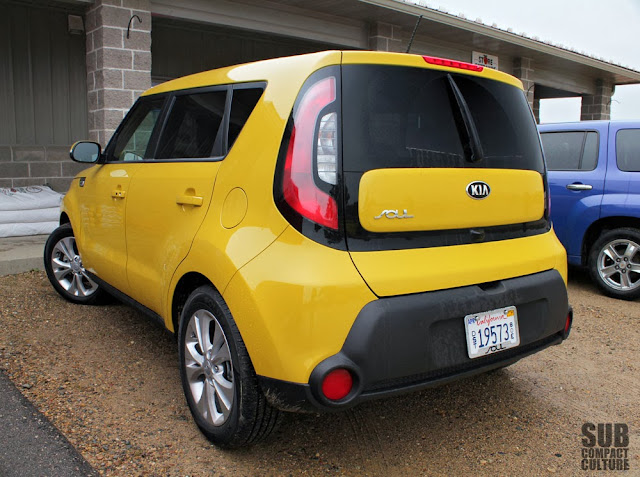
[0,270,638,476]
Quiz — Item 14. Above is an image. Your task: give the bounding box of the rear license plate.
[464,306,520,359]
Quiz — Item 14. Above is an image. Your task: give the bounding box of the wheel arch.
[582,216,640,265]
[59,212,70,225]
[171,272,214,334]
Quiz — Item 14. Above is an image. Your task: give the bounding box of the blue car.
[539,121,640,299]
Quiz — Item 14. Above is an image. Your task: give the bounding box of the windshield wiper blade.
[446,74,484,163]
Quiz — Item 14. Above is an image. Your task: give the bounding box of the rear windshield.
[342,65,544,173]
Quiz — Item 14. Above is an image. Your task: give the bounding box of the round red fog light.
[321,369,353,401]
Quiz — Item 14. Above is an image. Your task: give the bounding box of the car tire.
[44,224,106,305]
[588,227,640,300]
[178,285,280,448]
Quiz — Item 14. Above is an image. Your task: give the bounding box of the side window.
[582,132,598,170]
[108,97,165,162]
[616,129,640,172]
[156,90,227,159]
[541,131,598,171]
[228,88,264,149]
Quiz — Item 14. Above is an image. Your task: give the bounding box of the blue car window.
[541,131,598,171]
[541,132,584,170]
[581,132,598,170]
[616,129,640,172]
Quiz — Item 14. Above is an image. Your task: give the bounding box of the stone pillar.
[369,22,403,52]
[532,97,541,124]
[85,0,152,147]
[513,57,535,112]
[581,79,613,121]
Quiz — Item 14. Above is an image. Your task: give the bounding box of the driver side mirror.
[70,141,101,163]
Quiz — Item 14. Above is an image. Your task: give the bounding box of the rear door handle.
[112,189,126,199]
[566,183,593,191]
[176,195,203,207]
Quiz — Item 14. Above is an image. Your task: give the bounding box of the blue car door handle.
[566,183,593,191]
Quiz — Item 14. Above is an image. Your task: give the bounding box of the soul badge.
[374,209,414,219]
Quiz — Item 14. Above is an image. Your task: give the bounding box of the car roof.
[539,120,640,132]
[143,50,523,97]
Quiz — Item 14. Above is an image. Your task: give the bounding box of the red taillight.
[423,55,484,72]
[563,307,573,339]
[282,76,339,230]
[321,368,353,401]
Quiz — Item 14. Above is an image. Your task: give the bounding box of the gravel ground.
[0,270,638,476]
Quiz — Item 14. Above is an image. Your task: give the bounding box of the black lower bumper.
[259,269,570,412]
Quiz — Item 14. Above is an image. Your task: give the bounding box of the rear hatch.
[341,53,551,296]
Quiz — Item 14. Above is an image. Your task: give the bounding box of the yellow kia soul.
[44,51,572,448]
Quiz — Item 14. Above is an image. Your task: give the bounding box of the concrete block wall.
[581,79,613,121]
[85,0,152,147]
[512,57,540,123]
[513,58,534,107]
[369,22,403,52]
[532,97,541,124]
[0,146,91,192]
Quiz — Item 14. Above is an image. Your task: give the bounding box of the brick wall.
[512,57,540,123]
[0,0,153,193]
[0,146,91,192]
[581,79,613,121]
[532,97,541,124]
[369,22,403,52]
[513,57,534,108]
[85,0,152,147]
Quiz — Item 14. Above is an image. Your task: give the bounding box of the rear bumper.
[259,269,570,412]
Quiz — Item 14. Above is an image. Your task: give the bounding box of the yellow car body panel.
[359,168,544,232]
[73,163,141,293]
[222,226,376,383]
[350,230,567,298]
[59,178,84,240]
[125,162,220,315]
[144,50,343,98]
[163,54,344,329]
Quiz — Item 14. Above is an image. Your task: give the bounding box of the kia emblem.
[466,181,491,199]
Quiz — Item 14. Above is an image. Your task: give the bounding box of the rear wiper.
[446,74,484,163]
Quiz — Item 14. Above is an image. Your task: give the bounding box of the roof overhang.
[150,0,639,93]
[360,0,640,86]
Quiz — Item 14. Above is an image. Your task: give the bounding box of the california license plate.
[464,306,520,359]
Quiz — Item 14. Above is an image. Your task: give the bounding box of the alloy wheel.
[597,238,640,291]
[183,309,235,427]
[50,235,98,298]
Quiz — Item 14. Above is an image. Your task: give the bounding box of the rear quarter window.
[540,131,598,171]
[616,129,640,172]
[228,88,264,149]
